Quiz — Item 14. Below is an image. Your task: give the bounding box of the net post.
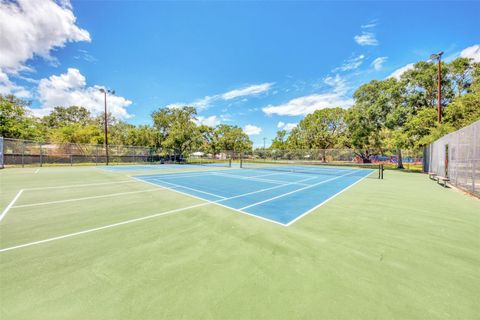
[380,164,384,179]
[229,159,232,167]
[240,159,243,168]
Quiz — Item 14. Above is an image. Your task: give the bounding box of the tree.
[349,78,409,167]
[214,124,253,156]
[443,91,480,130]
[270,130,287,150]
[48,123,103,144]
[448,57,474,97]
[286,108,347,161]
[42,106,92,128]
[151,106,201,155]
[0,94,44,140]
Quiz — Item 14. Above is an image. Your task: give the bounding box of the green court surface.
[0,166,479,319]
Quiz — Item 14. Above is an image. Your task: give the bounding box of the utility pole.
[430,51,444,124]
[263,137,266,149]
[99,88,115,165]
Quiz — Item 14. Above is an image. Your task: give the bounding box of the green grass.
[0,166,479,319]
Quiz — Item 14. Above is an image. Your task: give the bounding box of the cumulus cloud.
[262,75,353,116]
[194,115,220,127]
[0,0,90,98]
[243,124,262,135]
[354,32,378,46]
[334,55,365,72]
[460,44,480,63]
[372,57,387,71]
[0,0,90,72]
[277,121,297,131]
[0,70,31,98]
[387,63,415,79]
[32,68,132,119]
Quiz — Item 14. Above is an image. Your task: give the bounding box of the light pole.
[430,51,444,124]
[99,88,115,165]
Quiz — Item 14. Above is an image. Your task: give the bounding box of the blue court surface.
[133,166,374,226]
[99,163,232,171]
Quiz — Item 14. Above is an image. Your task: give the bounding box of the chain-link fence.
[423,120,479,197]
[0,138,242,168]
[246,148,423,169]
[0,138,162,167]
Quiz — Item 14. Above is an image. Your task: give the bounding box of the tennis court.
[1,164,479,319]
[132,164,377,225]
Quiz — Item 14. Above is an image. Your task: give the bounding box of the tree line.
[1,57,479,164]
[271,57,480,166]
[0,100,253,156]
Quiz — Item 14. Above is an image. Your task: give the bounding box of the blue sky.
[0,1,479,146]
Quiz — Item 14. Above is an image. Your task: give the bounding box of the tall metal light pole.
[430,51,444,124]
[99,88,115,165]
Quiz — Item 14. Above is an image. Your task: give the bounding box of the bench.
[436,176,449,187]
[428,172,437,180]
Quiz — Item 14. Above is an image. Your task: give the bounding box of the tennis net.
[184,158,232,168]
[240,160,383,179]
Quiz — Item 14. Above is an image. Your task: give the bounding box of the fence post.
[39,142,43,167]
[21,141,25,168]
[95,145,98,165]
[0,137,3,169]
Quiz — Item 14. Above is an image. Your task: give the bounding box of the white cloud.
[277,122,297,131]
[33,68,132,119]
[361,22,377,29]
[0,0,90,72]
[222,83,273,100]
[387,44,479,81]
[387,63,415,79]
[372,57,387,71]
[335,55,365,72]
[0,0,90,99]
[243,124,262,135]
[0,70,31,98]
[163,82,273,111]
[194,115,220,127]
[263,94,354,116]
[263,75,353,116]
[354,32,378,46]
[460,44,480,63]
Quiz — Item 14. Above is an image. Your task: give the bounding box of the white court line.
[211,172,311,186]
[11,188,163,209]
[0,202,210,253]
[0,171,371,253]
[24,180,137,191]
[0,190,24,223]
[132,175,318,226]
[138,172,217,180]
[131,177,291,226]
[150,178,227,199]
[239,170,358,210]
[285,172,373,226]
[1,176,310,252]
